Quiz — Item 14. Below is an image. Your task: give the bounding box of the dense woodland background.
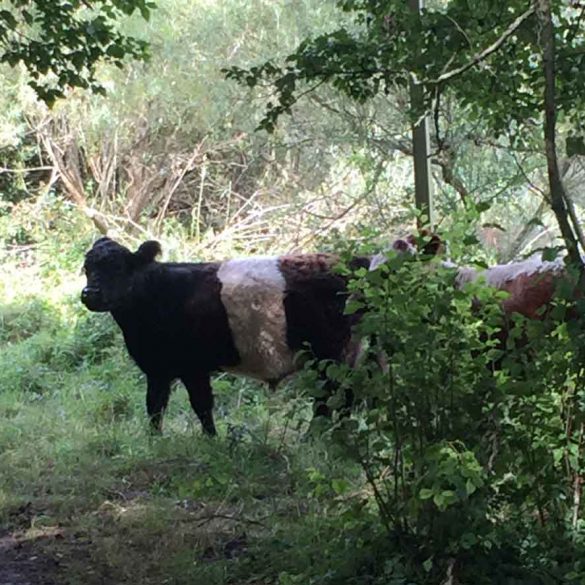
[1,1,585,584]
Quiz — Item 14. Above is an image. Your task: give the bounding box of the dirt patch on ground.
[0,529,60,585]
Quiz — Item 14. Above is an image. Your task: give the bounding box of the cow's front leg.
[181,372,216,436]
[146,376,172,433]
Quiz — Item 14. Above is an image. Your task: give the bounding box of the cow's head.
[81,238,161,312]
[393,230,444,257]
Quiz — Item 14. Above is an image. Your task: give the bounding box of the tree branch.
[431,5,537,86]
[537,0,583,268]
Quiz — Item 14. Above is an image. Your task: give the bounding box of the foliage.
[2,0,576,262]
[226,0,585,145]
[0,0,153,105]
[0,297,59,343]
[0,199,385,585]
[2,1,585,582]
[297,243,585,583]
[218,0,585,264]
[2,193,585,584]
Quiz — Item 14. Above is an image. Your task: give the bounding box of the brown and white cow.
[81,237,369,434]
[378,233,568,320]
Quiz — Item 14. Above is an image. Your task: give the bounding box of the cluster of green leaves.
[301,246,585,583]
[226,0,585,151]
[0,0,154,104]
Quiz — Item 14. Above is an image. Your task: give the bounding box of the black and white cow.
[81,237,369,435]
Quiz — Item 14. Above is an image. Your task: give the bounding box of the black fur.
[82,239,239,434]
[81,239,368,434]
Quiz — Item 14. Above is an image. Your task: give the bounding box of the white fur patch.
[217,257,295,382]
[451,256,564,288]
[369,252,389,271]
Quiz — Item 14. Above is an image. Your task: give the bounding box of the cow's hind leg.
[146,376,172,433]
[181,372,216,436]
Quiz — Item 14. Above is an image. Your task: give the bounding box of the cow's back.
[217,253,355,382]
[278,254,355,363]
[114,262,240,377]
[115,253,358,384]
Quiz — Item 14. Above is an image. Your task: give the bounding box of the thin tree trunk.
[537,0,583,269]
[408,0,434,228]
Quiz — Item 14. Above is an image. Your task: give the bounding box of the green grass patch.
[0,281,370,584]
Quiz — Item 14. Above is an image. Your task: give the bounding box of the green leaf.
[542,246,562,262]
[331,478,349,495]
[419,488,434,500]
[106,44,125,59]
[0,9,17,28]
[567,135,585,157]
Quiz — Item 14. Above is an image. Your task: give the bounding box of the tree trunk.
[537,0,583,269]
[408,0,434,228]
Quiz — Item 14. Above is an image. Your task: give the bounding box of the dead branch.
[504,199,547,261]
[40,128,110,235]
[572,423,584,529]
[435,147,469,205]
[155,140,208,230]
[0,166,54,174]
[441,558,457,585]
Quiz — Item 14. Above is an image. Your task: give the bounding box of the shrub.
[55,312,122,369]
[0,331,59,396]
[303,250,585,584]
[0,298,60,344]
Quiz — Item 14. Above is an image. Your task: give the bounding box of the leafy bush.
[302,250,585,584]
[56,312,122,369]
[0,297,60,344]
[0,331,60,396]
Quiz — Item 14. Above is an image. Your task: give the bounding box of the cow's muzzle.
[81,287,108,312]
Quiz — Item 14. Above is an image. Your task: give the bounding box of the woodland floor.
[0,524,59,585]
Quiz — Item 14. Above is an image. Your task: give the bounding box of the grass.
[0,244,378,585]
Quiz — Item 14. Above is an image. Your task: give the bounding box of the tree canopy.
[226,0,585,150]
[226,0,585,265]
[0,0,154,105]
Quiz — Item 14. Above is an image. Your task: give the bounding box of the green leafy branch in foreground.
[0,0,155,105]
[301,247,585,583]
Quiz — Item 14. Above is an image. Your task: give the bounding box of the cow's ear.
[392,238,410,252]
[134,240,162,265]
[94,236,112,247]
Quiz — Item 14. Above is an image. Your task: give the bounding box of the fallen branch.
[195,512,266,528]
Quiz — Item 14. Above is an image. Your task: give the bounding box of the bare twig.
[572,423,584,529]
[0,166,54,174]
[441,558,457,585]
[155,141,207,230]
